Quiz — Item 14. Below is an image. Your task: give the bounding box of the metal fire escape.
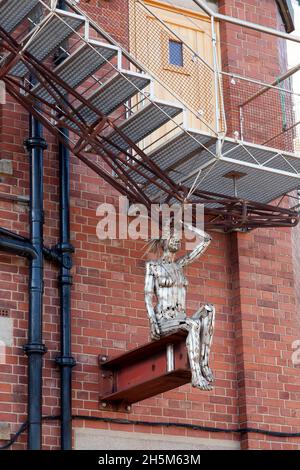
[0,0,299,230]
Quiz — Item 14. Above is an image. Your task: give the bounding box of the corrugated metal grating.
[125,130,300,203]
[33,42,118,103]
[75,72,151,124]
[104,101,183,152]
[11,13,85,77]
[0,0,40,33]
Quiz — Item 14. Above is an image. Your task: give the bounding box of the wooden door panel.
[129,0,218,152]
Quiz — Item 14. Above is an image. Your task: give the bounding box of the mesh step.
[125,131,216,188]
[33,40,119,103]
[11,9,86,77]
[104,100,184,153]
[68,71,151,128]
[0,0,40,33]
[151,131,215,171]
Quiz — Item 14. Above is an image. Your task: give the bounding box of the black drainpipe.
[55,131,76,450]
[54,0,76,451]
[0,236,37,259]
[23,115,47,450]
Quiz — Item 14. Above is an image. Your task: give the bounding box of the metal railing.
[220,62,300,155]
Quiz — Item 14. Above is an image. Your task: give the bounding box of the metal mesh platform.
[141,131,300,204]
[186,160,300,204]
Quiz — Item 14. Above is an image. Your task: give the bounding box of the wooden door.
[129,0,219,145]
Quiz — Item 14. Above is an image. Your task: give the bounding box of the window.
[168,40,183,67]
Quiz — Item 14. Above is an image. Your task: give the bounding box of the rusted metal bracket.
[99,331,190,412]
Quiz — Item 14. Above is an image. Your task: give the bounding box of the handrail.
[192,0,300,43]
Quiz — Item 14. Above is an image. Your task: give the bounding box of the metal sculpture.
[145,222,215,391]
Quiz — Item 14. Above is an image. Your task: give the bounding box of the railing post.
[211,17,220,137]
[211,16,225,158]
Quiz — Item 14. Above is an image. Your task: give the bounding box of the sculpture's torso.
[150,261,188,321]
[144,229,215,390]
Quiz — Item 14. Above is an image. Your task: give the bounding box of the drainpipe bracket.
[23,343,48,355]
[24,137,48,151]
[58,273,73,285]
[54,243,74,269]
[43,246,62,265]
[62,255,73,270]
[55,242,75,254]
[55,356,76,368]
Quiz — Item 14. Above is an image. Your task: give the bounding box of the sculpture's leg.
[200,305,215,383]
[183,319,212,391]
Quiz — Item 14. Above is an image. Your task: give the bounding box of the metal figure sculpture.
[145,222,215,391]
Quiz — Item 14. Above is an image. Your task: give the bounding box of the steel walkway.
[0,0,298,228]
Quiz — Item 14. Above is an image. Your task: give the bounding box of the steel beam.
[99,331,190,411]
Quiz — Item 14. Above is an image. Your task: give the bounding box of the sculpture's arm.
[145,262,160,340]
[177,222,212,267]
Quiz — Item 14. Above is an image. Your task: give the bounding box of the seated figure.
[144,221,215,391]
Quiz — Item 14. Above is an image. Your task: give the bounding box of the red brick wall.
[231,229,300,449]
[79,0,130,45]
[292,223,300,322]
[0,0,299,451]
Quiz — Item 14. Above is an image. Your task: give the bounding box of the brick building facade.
[0,0,299,451]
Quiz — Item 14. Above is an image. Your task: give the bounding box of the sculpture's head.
[164,235,181,253]
[145,232,181,257]
[144,221,182,258]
